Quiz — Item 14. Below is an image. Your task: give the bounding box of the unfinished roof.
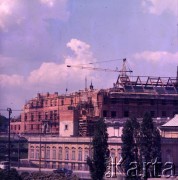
[115,75,178,94]
[162,114,178,127]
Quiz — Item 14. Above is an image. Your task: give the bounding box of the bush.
[0,168,22,180]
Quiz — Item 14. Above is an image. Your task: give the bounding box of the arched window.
[36,146,39,159]
[58,147,62,160]
[41,146,45,159]
[72,147,76,160]
[30,146,34,159]
[46,146,50,159]
[84,148,89,160]
[52,147,56,160]
[65,147,69,160]
[78,147,83,161]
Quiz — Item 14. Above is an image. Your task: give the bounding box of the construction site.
[10,59,178,136]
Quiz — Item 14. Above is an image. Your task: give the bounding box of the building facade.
[10,74,178,136]
[28,136,122,171]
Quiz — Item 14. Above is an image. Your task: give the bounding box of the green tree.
[121,117,140,175]
[139,112,161,177]
[87,118,109,180]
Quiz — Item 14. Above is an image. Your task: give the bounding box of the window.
[54,110,57,120]
[50,100,53,106]
[58,147,62,160]
[103,110,107,117]
[65,147,69,160]
[71,99,73,105]
[82,110,86,115]
[41,147,45,159]
[84,148,89,161]
[65,163,68,169]
[31,113,34,121]
[30,146,34,159]
[38,112,41,121]
[111,111,116,118]
[58,162,62,168]
[31,125,33,130]
[124,111,129,117]
[45,112,48,120]
[52,147,56,160]
[50,111,53,119]
[24,114,27,121]
[78,163,82,170]
[52,162,56,169]
[61,99,64,106]
[71,163,75,170]
[72,148,76,160]
[36,147,39,159]
[84,164,89,171]
[46,162,50,168]
[46,147,50,159]
[78,148,82,161]
[65,124,68,130]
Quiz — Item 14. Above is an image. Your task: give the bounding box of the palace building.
[9,60,178,176]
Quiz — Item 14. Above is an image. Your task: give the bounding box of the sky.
[0,0,178,117]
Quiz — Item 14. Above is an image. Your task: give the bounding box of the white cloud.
[0,39,95,88]
[142,0,177,15]
[0,74,24,87]
[0,0,69,31]
[133,51,178,63]
[28,39,95,85]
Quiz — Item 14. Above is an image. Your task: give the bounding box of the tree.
[121,117,140,175]
[87,118,109,180]
[139,112,161,177]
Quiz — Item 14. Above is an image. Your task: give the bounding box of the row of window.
[29,98,75,108]
[104,98,178,106]
[103,110,178,118]
[24,110,58,121]
[38,162,89,171]
[11,125,20,131]
[30,146,89,162]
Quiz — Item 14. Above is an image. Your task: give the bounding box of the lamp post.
[17,135,22,169]
[7,108,12,172]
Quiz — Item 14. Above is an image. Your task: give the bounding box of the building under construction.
[10,60,178,136]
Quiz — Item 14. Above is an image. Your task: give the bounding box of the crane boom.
[67,65,132,73]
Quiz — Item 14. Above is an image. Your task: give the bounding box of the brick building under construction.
[10,60,178,136]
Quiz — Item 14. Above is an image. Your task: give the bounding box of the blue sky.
[0,0,178,116]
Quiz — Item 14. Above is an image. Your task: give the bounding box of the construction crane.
[67,58,133,74]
